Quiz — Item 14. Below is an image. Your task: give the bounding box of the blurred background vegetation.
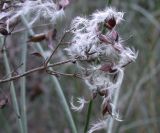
[0,0,160,133]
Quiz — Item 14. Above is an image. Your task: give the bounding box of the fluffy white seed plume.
[17,0,63,24]
[67,7,125,61]
[70,97,88,112]
[88,120,107,133]
[91,7,124,26]
[0,0,67,31]
[66,6,137,133]
[109,103,123,121]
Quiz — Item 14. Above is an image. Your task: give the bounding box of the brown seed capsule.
[98,89,109,97]
[102,99,112,116]
[105,17,116,30]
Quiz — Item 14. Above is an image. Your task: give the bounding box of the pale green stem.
[107,86,121,133]
[84,100,93,133]
[0,38,24,133]
[107,70,124,133]
[20,33,28,133]
[0,110,12,133]
[106,0,112,5]
[20,15,77,133]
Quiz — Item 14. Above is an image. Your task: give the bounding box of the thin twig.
[1,63,23,80]
[46,69,83,79]
[0,59,79,84]
[45,29,72,66]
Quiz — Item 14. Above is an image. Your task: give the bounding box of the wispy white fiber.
[91,7,124,26]
[88,120,107,133]
[66,6,137,133]
[0,0,65,31]
[70,97,88,112]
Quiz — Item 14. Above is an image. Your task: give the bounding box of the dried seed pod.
[102,99,112,116]
[98,89,109,97]
[105,17,116,30]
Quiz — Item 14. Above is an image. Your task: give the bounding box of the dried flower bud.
[98,89,109,97]
[102,99,112,116]
[105,17,116,30]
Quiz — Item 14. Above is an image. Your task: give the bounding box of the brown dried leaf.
[27,33,46,42]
